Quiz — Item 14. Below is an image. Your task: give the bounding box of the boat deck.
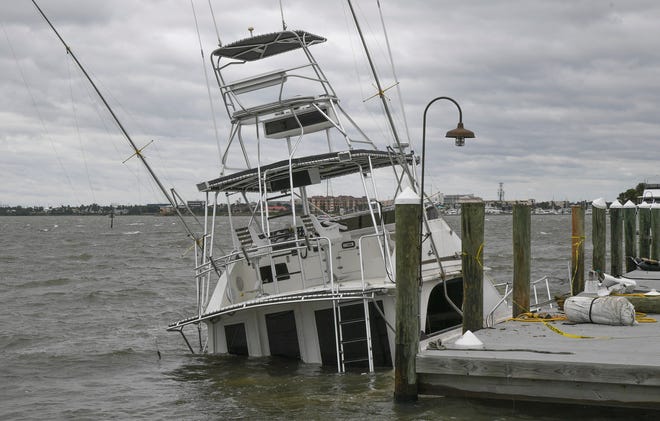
[417,273,660,409]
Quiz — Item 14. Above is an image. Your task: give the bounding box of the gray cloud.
[2,0,660,206]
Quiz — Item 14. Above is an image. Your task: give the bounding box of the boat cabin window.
[259,263,290,284]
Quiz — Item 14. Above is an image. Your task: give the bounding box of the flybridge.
[212,30,342,141]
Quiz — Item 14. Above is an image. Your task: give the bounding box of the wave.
[123,231,141,235]
[65,253,93,261]
[0,333,39,351]
[82,287,160,304]
[20,277,72,289]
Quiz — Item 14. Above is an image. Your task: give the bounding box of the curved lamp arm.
[420,96,475,208]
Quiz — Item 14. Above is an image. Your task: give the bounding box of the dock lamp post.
[419,96,475,313]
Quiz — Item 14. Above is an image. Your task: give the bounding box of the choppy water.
[0,214,650,420]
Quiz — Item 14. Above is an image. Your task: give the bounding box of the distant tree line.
[0,204,164,216]
[0,201,290,216]
[617,183,647,204]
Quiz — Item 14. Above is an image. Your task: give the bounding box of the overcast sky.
[2,0,660,207]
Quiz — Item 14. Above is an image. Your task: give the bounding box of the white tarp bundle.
[564,296,636,326]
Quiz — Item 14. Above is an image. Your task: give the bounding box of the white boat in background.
[164,17,507,371]
[485,206,502,215]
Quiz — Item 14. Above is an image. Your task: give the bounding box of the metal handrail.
[486,276,553,327]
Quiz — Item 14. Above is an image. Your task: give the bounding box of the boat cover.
[198,149,415,193]
[564,296,636,326]
[212,30,326,61]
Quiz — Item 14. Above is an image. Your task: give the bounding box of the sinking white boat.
[164,22,507,372]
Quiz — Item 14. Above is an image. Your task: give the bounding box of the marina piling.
[609,200,623,277]
[512,204,530,317]
[571,205,585,295]
[639,201,652,259]
[591,198,607,275]
[623,201,637,272]
[461,202,484,333]
[393,187,420,403]
[652,204,660,260]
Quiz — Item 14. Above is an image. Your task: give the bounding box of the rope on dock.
[635,312,657,323]
[542,321,606,339]
[509,312,566,322]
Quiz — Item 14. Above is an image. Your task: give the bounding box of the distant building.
[444,194,483,208]
[308,195,369,214]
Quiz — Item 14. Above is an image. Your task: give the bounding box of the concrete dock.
[417,271,660,409]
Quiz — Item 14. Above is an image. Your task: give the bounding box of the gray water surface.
[1,214,650,420]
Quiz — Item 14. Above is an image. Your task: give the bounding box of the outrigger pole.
[31,0,204,249]
[32,2,223,346]
[346,0,417,192]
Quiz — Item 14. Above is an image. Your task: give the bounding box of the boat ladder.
[336,298,374,373]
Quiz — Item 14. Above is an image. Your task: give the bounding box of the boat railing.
[486,276,553,326]
[358,230,394,290]
[219,61,335,123]
[195,233,335,308]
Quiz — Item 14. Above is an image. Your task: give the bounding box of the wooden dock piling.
[623,201,637,272]
[652,204,660,260]
[393,187,420,403]
[512,204,530,317]
[609,200,623,277]
[571,205,585,295]
[639,201,652,259]
[592,198,607,275]
[461,201,484,333]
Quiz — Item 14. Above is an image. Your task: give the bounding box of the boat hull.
[205,295,396,369]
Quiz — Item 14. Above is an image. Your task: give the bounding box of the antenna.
[207,0,222,46]
[279,0,287,30]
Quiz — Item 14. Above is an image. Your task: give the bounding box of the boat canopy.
[198,149,414,193]
[212,30,326,61]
